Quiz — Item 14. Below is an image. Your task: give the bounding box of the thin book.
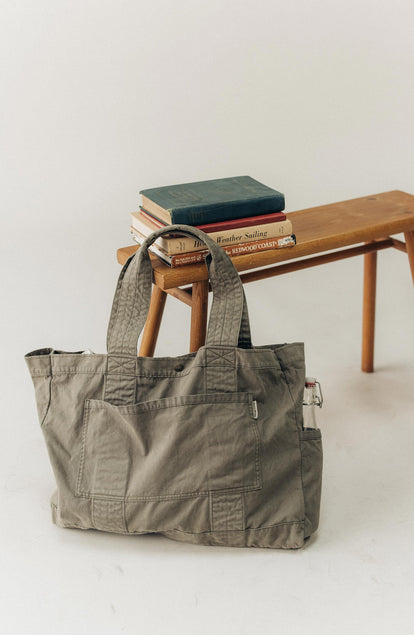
[131,211,293,255]
[130,227,296,268]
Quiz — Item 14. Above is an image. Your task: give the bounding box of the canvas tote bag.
[25,224,323,549]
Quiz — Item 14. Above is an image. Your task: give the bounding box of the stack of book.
[130,176,296,267]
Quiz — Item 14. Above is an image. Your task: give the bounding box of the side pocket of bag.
[300,429,323,538]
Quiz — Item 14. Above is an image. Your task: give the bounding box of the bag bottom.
[50,498,306,550]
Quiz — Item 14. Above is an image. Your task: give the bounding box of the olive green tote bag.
[25,224,322,549]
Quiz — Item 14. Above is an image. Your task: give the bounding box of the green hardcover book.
[139,176,285,225]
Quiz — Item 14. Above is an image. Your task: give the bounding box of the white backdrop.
[1,1,413,633]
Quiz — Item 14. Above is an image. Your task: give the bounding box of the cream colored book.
[130,211,293,256]
[130,227,296,267]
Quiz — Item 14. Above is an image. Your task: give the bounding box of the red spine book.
[140,207,287,232]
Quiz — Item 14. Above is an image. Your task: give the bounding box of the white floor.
[2,233,414,635]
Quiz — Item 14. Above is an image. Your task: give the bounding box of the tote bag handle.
[106,224,252,357]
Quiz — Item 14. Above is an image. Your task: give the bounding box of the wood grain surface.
[117,190,414,289]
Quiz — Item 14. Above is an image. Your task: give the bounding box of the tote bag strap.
[106,224,252,357]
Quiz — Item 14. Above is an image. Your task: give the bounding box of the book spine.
[138,209,166,228]
[131,229,296,267]
[168,234,296,267]
[195,211,287,232]
[169,194,285,225]
[140,207,287,231]
[132,220,293,255]
[131,231,173,265]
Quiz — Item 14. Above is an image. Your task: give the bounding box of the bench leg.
[405,230,414,283]
[362,248,377,372]
[138,285,167,357]
[190,280,209,352]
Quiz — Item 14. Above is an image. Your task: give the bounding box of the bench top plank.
[117,190,414,289]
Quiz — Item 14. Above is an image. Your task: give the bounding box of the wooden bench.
[117,190,414,372]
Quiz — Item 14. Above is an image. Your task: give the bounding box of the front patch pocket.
[76,392,261,501]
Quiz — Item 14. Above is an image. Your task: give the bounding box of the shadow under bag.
[25,224,322,549]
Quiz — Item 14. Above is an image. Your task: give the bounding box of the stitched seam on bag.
[278,365,299,427]
[251,419,262,488]
[245,392,262,488]
[50,364,281,372]
[46,363,280,375]
[50,369,106,374]
[298,437,306,528]
[236,364,280,369]
[51,510,303,536]
[44,352,192,360]
[92,500,127,533]
[206,348,235,367]
[86,394,252,415]
[40,375,53,427]
[50,369,194,377]
[91,497,97,529]
[203,358,207,396]
[300,433,323,529]
[161,520,304,536]
[278,363,308,530]
[76,403,90,497]
[212,253,228,346]
[247,393,254,419]
[123,501,129,533]
[135,370,192,377]
[37,349,285,362]
[108,358,136,374]
[300,431,322,441]
[208,253,227,345]
[29,370,52,377]
[210,493,243,532]
[76,480,262,502]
